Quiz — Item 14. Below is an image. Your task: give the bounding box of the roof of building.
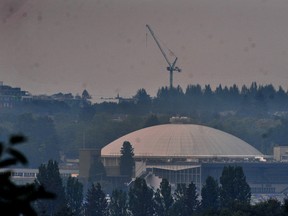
[101,124,263,158]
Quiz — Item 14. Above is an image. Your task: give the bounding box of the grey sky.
[1,0,288,102]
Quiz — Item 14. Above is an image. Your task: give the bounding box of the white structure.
[0,168,79,185]
[101,124,263,190]
[102,124,263,160]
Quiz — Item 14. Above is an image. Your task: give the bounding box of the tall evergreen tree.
[220,166,251,208]
[184,181,200,215]
[84,183,108,216]
[66,176,84,216]
[82,89,92,100]
[34,160,67,215]
[128,178,155,216]
[170,183,187,216]
[154,178,174,216]
[234,166,251,203]
[119,141,134,177]
[109,189,128,216]
[134,88,151,105]
[201,176,220,212]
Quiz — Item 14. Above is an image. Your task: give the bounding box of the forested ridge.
[1,82,288,167]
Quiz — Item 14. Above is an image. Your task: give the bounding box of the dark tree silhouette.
[170,183,187,216]
[201,176,220,212]
[119,141,134,177]
[109,189,128,216]
[34,160,67,215]
[84,183,108,216]
[128,177,155,216]
[0,135,55,216]
[184,181,200,215]
[154,178,174,216]
[220,166,251,208]
[66,176,84,216]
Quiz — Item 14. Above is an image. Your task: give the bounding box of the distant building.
[0,81,29,108]
[100,123,288,203]
[101,124,265,189]
[79,148,101,180]
[0,168,79,185]
[274,146,288,162]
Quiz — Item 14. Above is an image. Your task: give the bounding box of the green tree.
[128,177,155,216]
[66,176,84,216]
[119,141,134,177]
[82,89,92,100]
[171,182,200,216]
[201,176,220,212]
[0,135,55,216]
[134,88,151,105]
[252,198,284,216]
[154,178,173,216]
[84,183,108,216]
[34,160,67,215]
[220,166,251,208]
[109,189,128,216]
[184,181,200,215]
[170,183,187,216]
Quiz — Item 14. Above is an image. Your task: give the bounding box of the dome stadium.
[101,124,266,189]
[101,124,263,159]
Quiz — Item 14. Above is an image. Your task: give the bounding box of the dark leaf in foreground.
[0,158,18,168]
[7,148,28,165]
[9,135,27,145]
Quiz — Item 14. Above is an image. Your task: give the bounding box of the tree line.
[2,135,288,215]
[95,82,288,116]
[30,162,288,216]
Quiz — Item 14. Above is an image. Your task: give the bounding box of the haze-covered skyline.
[1,0,288,102]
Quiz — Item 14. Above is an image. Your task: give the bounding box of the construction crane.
[146,24,181,89]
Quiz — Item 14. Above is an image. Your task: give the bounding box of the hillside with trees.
[1,82,288,167]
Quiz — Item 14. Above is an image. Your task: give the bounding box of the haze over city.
[1,0,288,102]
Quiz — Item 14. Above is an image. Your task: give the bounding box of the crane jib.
[146,24,181,88]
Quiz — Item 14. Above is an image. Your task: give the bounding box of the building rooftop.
[101,124,263,159]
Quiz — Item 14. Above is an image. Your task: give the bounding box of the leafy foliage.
[0,135,55,216]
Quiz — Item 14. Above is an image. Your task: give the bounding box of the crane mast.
[146,24,181,89]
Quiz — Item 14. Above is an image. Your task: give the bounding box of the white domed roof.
[101,124,263,158]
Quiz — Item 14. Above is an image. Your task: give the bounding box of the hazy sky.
[1,0,288,102]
